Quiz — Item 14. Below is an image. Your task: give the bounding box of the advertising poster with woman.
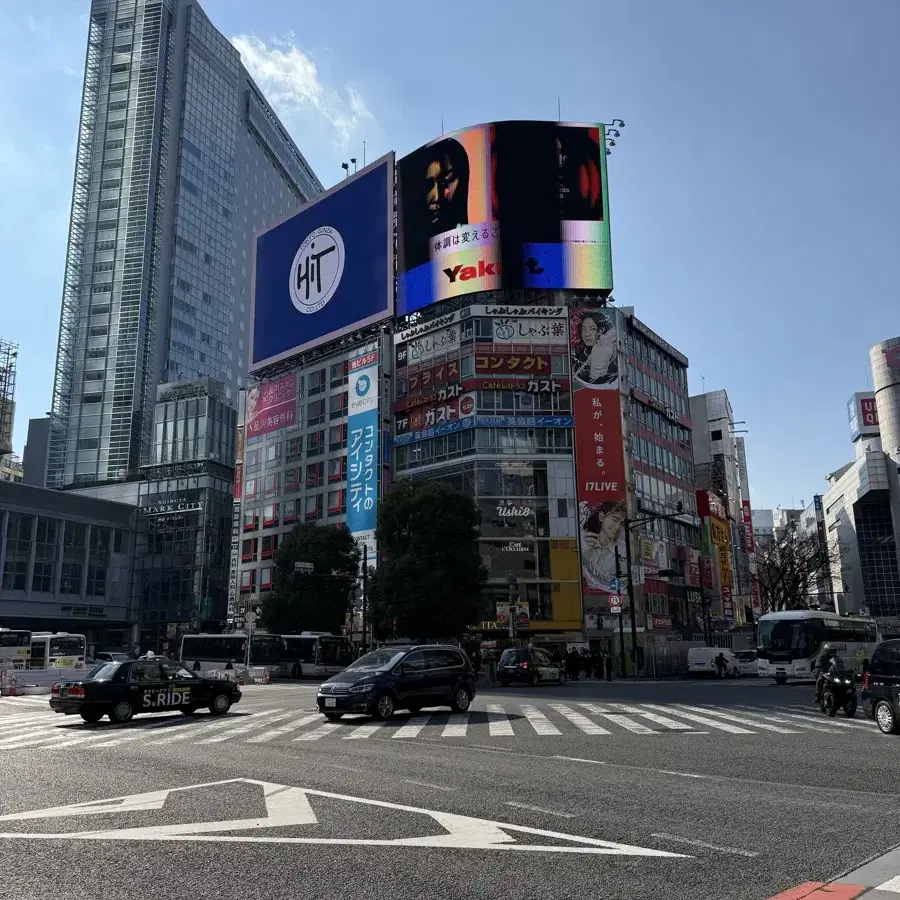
[570,305,627,605]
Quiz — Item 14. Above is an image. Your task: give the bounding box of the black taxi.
[49,657,242,724]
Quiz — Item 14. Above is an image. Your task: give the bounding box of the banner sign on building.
[397,121,612,317]
[246,374,298,438]
[346,350,380,556]
[407,324,460,365]
[847,391,880,441]
[741,500,755,554]
[474,352,552,375]
[488,317,568,345]
[571,306,625,602]
[251,154,395,369]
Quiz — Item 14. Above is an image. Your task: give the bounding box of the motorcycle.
[819,669,858,718]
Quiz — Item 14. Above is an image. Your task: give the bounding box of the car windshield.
[87,663,119,681]
[736,651,757,661]
[105,652,130,661]
[344,649,409,672]
[500,648,527,664]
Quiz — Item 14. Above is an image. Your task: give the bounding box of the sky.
[0,0,897,509]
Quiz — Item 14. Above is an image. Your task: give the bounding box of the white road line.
[441,714,469,737]
[294,722,342,741]
[521,705,562,735]
[0,697,48,707]
[651,833,759,858]
[731,706,846,734]
[611,706,694,731]
[52,717,187,748]
[149,710,281,745]
[403,780,455,792]
[0,713,57,725]
[392,715,432,739]
[580,704,656,734]
[676,705,801,734]
[774,710,874,730]
[194,712,294,744]
[0,725,69,748]
[343,722,385,740]
[641,704,753,734]
[554,756,606,765]
[486,704,514,736]
[246,714,321,743]
[0,718,59,737]
[505,801,576,819]
[550,704,610,735]
[874,875,900,893]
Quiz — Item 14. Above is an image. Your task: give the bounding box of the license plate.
[60,688,68,698]
[324,698,336,708]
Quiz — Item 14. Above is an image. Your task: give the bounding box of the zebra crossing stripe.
[641,703,753,734]
[441,714,469,737]
[731,706,846,734]
[0,724,68,748]
[521,705,563,735]
[579,703,656,734]
[0,712,57,725]
[344,722,385,740]
[246,714,322,743]
[294,722,342,741]
[550,704,611,735]
[774,710,871,730]
[52,717,187,749]
[392,715,432,739]
[676,705,800,734]
[486,704,514,736]
[195,711,295,744]
[148,709,284,745]
[609,705,695,731]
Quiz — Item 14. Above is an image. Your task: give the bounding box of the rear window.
[426,649,464,669]
[870,642,900,676]
[500,648,527,664]
[87,663,119,682]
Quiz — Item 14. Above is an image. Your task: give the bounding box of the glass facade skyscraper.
[48,0,322,490]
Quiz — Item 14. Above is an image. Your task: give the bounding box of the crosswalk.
[0,698,881,750]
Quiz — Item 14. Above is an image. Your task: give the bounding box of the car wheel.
[450,686,471,713]
[499,681,510,688]
[557,671,567,685]
[530,673,540,688]
[324,712,343,721]
[875,700,898,734]
[291,664,302,679]
[372,692,395,721]
[108,700,134,724]
[180,707,197,716]
[209,693,232,715]
[79,709,103,724]
[775,674,787,685]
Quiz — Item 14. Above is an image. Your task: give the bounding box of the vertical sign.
[347,349,380,564]
[228,423,246,620]
[570,306,626,606]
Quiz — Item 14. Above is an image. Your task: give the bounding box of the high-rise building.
[47,0,322,490]
[0,338,17,459]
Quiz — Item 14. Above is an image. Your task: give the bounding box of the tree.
[756,524,842,612]
[261,523,360,634]
[369,480,487,642]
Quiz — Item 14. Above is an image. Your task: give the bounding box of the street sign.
[608,595,622,614]
[294,562,314,575]
[244,611,257,629]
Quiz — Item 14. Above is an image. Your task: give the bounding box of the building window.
[244,477,257,499]
[284,467,300,491]
[307,430,325,457]
[263,473,277,496]
[261,535,277,558]
[306,461,324,487]
[285,437,303,461]
[240,569,255,593]
[329,392,348,420]
[242,509,258,531]
[329,423,347,452]
[60,562,82,595]
[263,504,279,528]
[327,489,346,515]
[328,456,346,482]
[330,361,348,387]
[241,538,257,562]
[259,566,273,590]
[711,429,723,441]
[305,494,323,520]
[307,399,325,426]
[86,565,106,597]
[308,368,326,396]
[265,442,280,465]
[283,499,297,524]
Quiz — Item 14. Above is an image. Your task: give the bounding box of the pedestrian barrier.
[0,667,88,695]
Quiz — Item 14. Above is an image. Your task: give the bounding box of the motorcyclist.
[814,643,838,704]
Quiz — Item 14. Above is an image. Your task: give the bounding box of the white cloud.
[231,34,373,151]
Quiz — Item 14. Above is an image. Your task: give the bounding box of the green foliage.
[369,480,487,641]
[260,522,360,634]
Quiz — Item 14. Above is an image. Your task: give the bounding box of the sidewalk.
[768,845,900,898]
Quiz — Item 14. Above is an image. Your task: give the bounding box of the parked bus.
[0,628,31,670]
[756,610,879,684]
[179,632,282,674]
[279,632,354,678]
[29,632,87,669]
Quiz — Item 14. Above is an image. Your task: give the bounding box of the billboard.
[848,392,879,441]
[397,121,612,317]
[346,349,380,554]
[251,154,394,370]
[246,373,298,439]
[571,306,626,602]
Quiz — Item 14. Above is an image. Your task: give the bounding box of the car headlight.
[349,683,374,693]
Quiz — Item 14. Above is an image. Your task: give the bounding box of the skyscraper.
[47,0,322,489]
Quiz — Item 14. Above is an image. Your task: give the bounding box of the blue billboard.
[250,154,395,370]
[346,351,380,539]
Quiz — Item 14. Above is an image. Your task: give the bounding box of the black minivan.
[862,639,900,734]
[316,645,476,721]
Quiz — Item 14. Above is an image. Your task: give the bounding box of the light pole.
[506,574,519,644]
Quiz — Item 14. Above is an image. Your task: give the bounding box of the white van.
[688,647,739,677]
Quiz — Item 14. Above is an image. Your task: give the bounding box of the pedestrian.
[484,648,497,683]
[472,648,483,681]
[604,650,612,681]
[591,650,602,680]
[714,651,726,679]
[567,648,580,681]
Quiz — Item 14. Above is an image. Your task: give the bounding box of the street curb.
[769,843,900,898]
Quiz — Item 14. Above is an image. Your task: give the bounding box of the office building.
[47,0,322,490]
[0,455,23,484]
[22,418,51,488]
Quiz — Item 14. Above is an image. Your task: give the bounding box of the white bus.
[756,611,879,684]
[179,633,282,674]
[29,632,87,669]
[278,632,354,678]
[0,628,31,670]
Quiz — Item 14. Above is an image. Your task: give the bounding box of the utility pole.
[624,522,638,678]
[361,543,368,652]
[614,545,626,678]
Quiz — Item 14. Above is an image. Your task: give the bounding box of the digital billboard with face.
[397,121,612,317]
[251,154,394,370]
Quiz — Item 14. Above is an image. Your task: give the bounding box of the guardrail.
[0,667,90,696]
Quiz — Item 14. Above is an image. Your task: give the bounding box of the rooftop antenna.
[441,117,444,134]
[363,140,366,167]
[701,374,706,392]
[557,97,561,122]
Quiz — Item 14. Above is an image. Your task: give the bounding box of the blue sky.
[1,0,897,508]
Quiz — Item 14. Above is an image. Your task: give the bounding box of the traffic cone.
[8,675,17,697]
[264,670,272,685]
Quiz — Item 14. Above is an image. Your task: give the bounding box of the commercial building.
[823,337,900,624]
[22,418,50,488]
[0,455,23,484]
[0,481,140,651]
[0,339,16,459]
[47,0,321,490]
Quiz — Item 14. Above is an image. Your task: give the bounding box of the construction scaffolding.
[0,338,17,457]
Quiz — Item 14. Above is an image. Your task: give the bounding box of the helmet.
[823,644,836,656]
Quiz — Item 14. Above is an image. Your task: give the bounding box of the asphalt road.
[0,678,896,900]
